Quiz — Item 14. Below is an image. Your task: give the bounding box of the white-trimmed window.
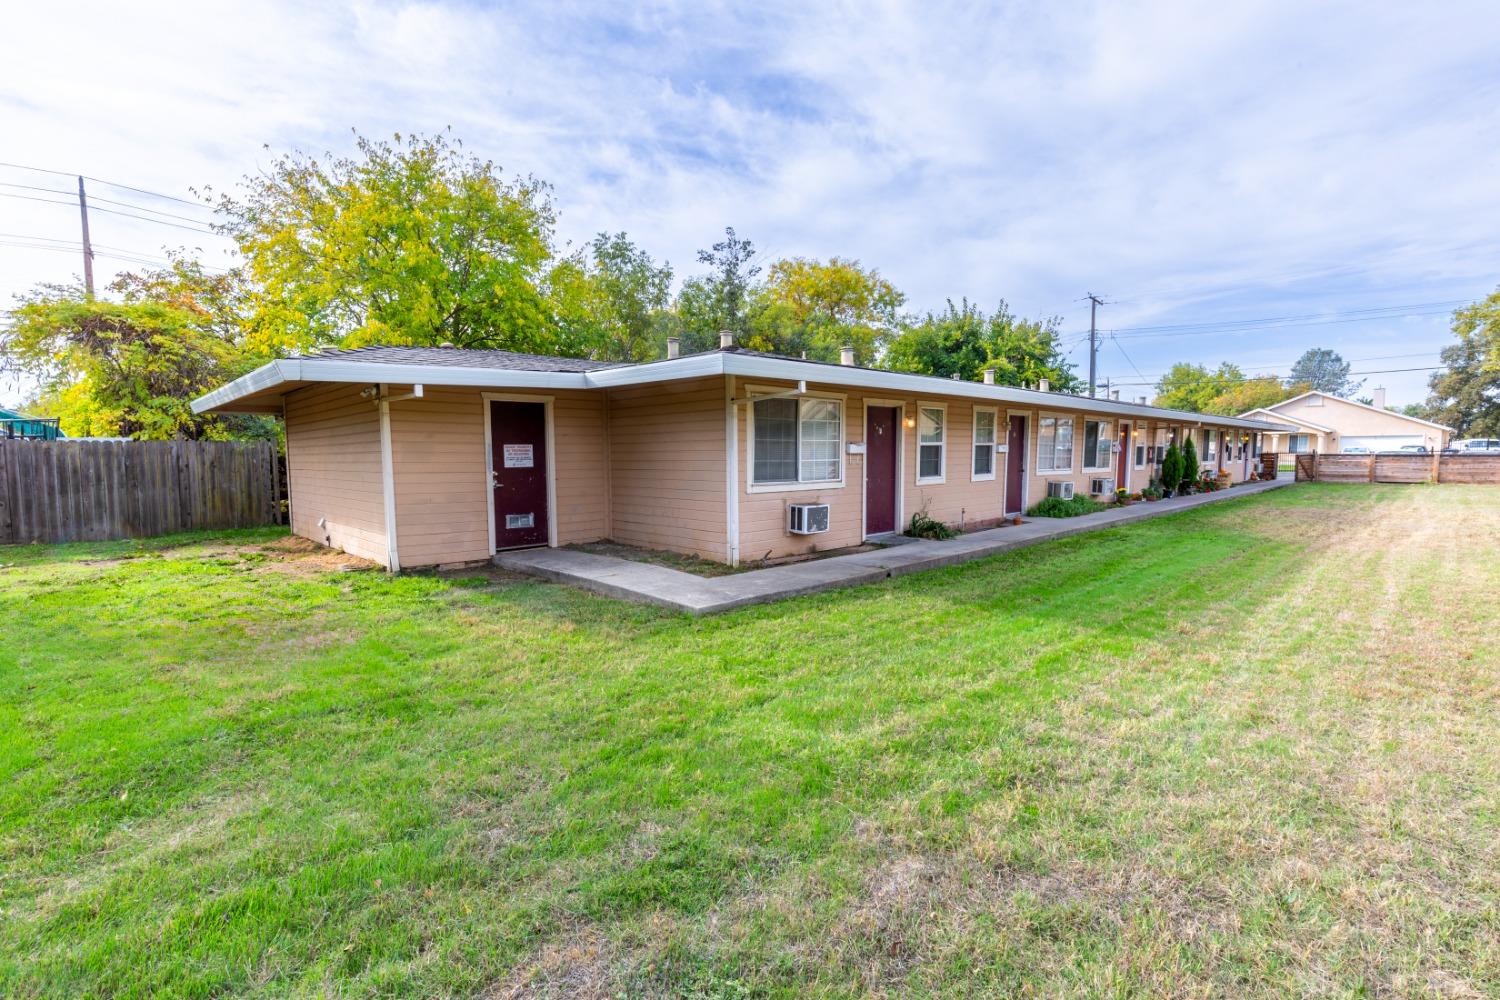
[972,407,997,480]
[1287,433,1310,454]
[752,396,843,486]
[1037,415,1074,473]
[1083,419,1113,470]
[917,404,946,482]
[1205,429,1218,461]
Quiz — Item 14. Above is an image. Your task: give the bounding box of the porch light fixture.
[904,415,916,428]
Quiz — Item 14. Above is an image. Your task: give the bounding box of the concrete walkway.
[496,478,1294,614]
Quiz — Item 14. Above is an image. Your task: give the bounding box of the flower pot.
[1011,516,1023,526]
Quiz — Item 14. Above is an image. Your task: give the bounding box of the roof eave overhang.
[192,351,1298,432]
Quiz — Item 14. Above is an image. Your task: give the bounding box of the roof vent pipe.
[1038,378,1050,393]
[719,330,734,349]
[666,336,680,360]
[1111,389,1120,401]
[1138,396,1148,405]
[983,368,996,384]
[839,345,855,366]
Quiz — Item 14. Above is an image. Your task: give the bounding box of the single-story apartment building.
[1241,389,1452,454]
[193,341,1295,569]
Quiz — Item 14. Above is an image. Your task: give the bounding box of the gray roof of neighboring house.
[299,346,624,373]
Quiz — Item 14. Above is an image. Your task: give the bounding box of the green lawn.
[3,484,1498,998]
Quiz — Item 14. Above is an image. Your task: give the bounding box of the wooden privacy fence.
[1296,451,1500,485]
[0,439,282,545]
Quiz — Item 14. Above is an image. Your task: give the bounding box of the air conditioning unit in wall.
[787,503,831,535]
[1046,481,1075,500]
[1089,477,1115,495]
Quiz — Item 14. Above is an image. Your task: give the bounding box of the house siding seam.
[606,376,727,560]
[283,382,388,566]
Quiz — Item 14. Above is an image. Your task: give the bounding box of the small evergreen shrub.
[1161,442,1183,493]
[1026,495,1109,518]
[1181,437,1199,488]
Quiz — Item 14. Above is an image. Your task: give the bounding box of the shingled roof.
[299,346,623,373]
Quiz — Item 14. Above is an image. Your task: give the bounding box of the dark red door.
[1117,422,1130,487]
[490,401,549,549]
[865,406,899,534]
[1005,414,1027,515]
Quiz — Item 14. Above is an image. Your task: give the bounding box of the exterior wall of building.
[1266,394,1451,450]
[386,385,609,568]
[606,376,728,561]
[283,382,388,565]
[733,379,1009,561]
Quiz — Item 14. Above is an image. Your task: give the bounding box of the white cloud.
[3,0,1499,405]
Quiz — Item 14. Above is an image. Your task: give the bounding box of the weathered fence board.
[0,439,280,545]
[1303,451,1500,485]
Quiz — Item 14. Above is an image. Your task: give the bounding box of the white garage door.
[1342,434,1424,451]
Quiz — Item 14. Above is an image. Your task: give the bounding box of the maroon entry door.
[1116,422,1130,487]
[865,406,899,534]
[1005,414,1027,515]
[490,401,550,550]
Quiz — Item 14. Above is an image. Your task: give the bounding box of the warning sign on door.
[502,444,534,468]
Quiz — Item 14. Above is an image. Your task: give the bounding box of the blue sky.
[3,0,1499,406]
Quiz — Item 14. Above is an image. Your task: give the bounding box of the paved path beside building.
[497,478,1295,614]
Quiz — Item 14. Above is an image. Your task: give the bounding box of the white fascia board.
[713,353,1295,431]
[191,360,297,413]
[193,358,592,413]
[582,352,725,387]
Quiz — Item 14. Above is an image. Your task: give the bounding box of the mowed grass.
[2,484,1498,998]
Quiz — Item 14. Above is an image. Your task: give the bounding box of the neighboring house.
[193,342,1293,570]
[1241,389,1452,454]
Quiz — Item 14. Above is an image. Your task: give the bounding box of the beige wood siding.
[283,382,387,565]
[736,382,1007,561]
[606,376,727,560]
[388,386,608,568]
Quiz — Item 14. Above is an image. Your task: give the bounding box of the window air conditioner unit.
[1046,481,1075,500]
[787,502,831,535]
[1089,477,1115,495]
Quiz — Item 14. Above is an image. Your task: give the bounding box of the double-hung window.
[972,408,997,480]
[1205,429,1218,462]
[1037,415,1074,473]
[752,396,843,486]
[1083,419,1113,470]
[917,405,946,482]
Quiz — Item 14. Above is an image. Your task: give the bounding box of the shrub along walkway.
[497,478,1293,613]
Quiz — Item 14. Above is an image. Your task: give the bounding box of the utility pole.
[77,176,95,297]
[1086,293,1104,397]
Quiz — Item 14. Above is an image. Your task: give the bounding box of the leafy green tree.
[217,131,557,354]
[675,227,760,352]
[1424,288,1500,437]
[1288,348,1360,397]
[548,232,673,361]
[1204,376,1308,415]
[2,269,267,440]
[883,299,1080,390]
[746,256,903,364]
[1153,362,1244,412]
[1160,440,1184,493]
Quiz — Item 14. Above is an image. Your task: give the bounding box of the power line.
[1064,299,1467,341]
[0,191,221,236]
[0,160,206,208]
[1104,363,1445,389]
[0,182,214,226]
